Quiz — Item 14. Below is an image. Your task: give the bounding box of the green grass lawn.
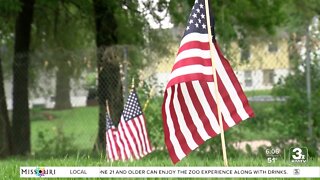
[27,102,290,156]
[30,106,99,152]
[1,105,319,179]
[28,103,278,154]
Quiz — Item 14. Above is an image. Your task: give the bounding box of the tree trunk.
[0,57,11,158]
[93,0,123,152]
[11,0,35,155]
[51,2,72,110]
[54,65,72,110]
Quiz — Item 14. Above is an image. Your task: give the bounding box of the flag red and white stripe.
[162,0,254,164]
[106,114,123,161]
[118,89,153,160]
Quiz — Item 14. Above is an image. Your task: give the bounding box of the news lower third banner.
[20,166,320,178]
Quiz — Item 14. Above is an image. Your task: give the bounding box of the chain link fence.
[1,34,318,155]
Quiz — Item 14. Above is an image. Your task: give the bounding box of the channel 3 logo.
[289,147,308,163]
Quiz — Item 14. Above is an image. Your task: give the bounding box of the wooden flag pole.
[105,100,111,162]
[129,78,135,162]
[143,87,154,112]
[131,77,135,89]
[204,0,228,167]
[106,100,110,115]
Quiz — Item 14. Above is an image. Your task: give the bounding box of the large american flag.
[162,0,255,164]
[117,89,153,160]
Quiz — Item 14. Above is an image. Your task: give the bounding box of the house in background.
[231,39,290,91]
[150,35,291,93]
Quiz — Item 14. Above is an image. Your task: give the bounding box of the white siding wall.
[274,69,289,84]
[235,68,289,91]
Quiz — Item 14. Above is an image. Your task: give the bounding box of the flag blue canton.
[106,114,114,131]
[183,0,215,39]
[122,89,143,121]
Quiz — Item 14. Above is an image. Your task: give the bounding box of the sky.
[138,0,174,29]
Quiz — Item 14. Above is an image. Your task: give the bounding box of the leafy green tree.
[92,0,120,151]
[168,0,286,49]
[272,60,320,156]
[271,0,320,156]
[0,0,24,157]
[32,0,95,109]
[92,0,173,151]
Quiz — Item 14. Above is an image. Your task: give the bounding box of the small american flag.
[117,88,153,159]
[105,114,121,161]
[162,0,254,164]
